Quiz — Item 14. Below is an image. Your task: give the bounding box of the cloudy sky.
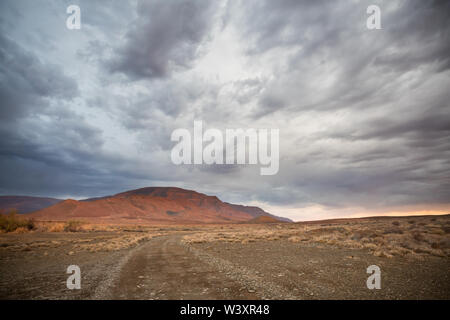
[0,0,449,221]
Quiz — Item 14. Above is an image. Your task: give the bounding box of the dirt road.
[106,235,258,299]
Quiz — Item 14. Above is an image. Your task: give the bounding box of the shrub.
[383,228,403,235]
[0,211,35,233]
[46,222,65,232]
[428,228,445,235]
[64,220,83,232]
[288,236,308,243]
[351,230,377,240]
[431,242,441,249]
[412,231,425,242]
[25,218,36,231]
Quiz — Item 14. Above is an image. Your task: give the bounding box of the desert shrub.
[431,242,441,249]
[412,231,425,242]
[373,250,393,258]
[428,228,445,235]
[0,211,35,233]
[438,239,450,249]
[383,228,403,235]
[46,223,65,232]
[392,221,400,226]
[25,218,36,231]
[64,220,83,232]
[288,236,308,243]
[13,227,29,234]
[400,241,412,249]
[351,230,378,240]
[363,243,378,250]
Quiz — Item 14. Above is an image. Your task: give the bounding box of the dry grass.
[32,221,124,233]
[71,232,162,252]
[0,224,170,254]
[0,211,35,233]
[182,215,450,259]
[1,215,449,259]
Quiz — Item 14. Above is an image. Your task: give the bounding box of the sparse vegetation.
[0,224,167,255]
[1,215,449,260]
[72,232,160,252]
[0,210,35,233]
[64,220,83,232]
[182,215,450,259]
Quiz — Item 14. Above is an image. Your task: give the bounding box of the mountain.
[0,196,62,214]
[245,215,284,224]
[226,203,292,223]
[25,187,292,224]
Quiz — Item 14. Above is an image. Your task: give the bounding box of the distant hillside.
[0,196,62,214]
[25,187,291,224]
[245,215,285,224]
[226,203,292,222]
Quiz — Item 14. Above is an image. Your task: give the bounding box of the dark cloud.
[107,0,216,80]
[0,34,79,121]
[0,28,112,198]
[231,0,450,117]
[381,0,450,72]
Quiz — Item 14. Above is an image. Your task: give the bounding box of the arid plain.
[1,214,449,299]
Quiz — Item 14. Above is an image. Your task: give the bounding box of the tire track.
[107,235,259,299]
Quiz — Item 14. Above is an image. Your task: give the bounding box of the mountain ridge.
[13,187,292,224]
[0,196,62,214]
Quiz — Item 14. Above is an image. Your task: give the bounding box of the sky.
[0,0,449,221]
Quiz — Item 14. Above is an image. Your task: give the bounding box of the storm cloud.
[107,0,217,79]
[0,0,449,220]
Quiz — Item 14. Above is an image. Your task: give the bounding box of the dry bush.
[428,228,445,235]
[288,236,301,243]
[373,250,393,258]
[48,223,65,232]
[412,231,425,242]
[351,230,377,240]
[12,227,30,234]
[34,221,104,233]
[64,220,83,232]
[0,211,35,233]
[383,228,403,235]
[36,222,66,232]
